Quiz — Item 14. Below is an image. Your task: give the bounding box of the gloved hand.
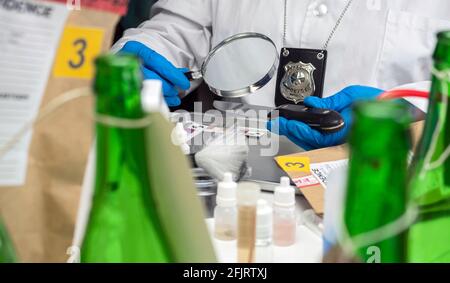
[119,41,190,107]
[267,85,384,150]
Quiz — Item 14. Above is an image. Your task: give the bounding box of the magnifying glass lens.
[201,34,279,97]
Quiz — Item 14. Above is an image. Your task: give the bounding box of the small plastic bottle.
[256,199,273,246]
[171,122,190,155]
[255,199,273,263]
[273,177,297,247]
[214,173,237,241]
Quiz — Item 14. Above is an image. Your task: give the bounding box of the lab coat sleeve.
[390,81,431,113]
[111,0,212,73]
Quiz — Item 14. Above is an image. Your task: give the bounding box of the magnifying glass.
[184,32,279,98]
[183,32,345,134]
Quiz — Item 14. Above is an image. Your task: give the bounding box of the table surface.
[173,111,323,262]
[205,191,324,263]
[172,111,304,190]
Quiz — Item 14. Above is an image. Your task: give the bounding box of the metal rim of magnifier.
[201,32,280,98]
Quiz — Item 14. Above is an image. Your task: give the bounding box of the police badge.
[280,61,316,104]
[275,48,328,106]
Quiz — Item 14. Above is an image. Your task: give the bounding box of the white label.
[310,159,348,189]
[292,175,320,188]
[237,127,268,138]
[0,0,69,186]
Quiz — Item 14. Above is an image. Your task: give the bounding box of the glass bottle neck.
[94,54,143,119]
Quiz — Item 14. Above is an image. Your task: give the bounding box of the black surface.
[171,85,300,187]
[275,48,328,106]
[3,263,448,281]
[269,104,345,133]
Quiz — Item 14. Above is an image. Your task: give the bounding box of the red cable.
[378,89,429,100]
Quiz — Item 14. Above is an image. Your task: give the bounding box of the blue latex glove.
[119,41,190,107]
[267,85,384,150]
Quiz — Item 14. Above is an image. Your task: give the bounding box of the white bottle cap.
[256,199,273,240]
[237,182,260,206]
[274,177,296,207]
[171,122,190,154]
[216,173,237,207]
[141,80,170,118]
[180,143,190,155]
[175,122,185,138]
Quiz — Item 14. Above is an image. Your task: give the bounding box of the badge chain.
[282,0,354,59]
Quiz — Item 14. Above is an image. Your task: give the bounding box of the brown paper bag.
[0,9,119,263]
[275,121,425,215]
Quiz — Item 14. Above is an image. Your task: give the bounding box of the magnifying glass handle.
[178,71,203,99]
[184,71,203,81]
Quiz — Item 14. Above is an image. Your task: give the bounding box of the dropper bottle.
[254,199,273,263]
[171,122,190,155]
[213,173,237,241]
[256,199,273,246]
[273,177,297,247]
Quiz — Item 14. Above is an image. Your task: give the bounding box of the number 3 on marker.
[285,162,305,169]
[53,26,104,79]
[277,156,310,173]
[69,38,87,69]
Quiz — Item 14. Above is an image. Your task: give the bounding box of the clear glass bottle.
[214,173,237,241]
[273,177,297,247]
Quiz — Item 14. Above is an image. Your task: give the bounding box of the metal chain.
[283,0,354,52]
[283,0,288,48]
[322,0,354,50]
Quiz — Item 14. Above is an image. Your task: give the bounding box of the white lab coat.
[112,0,450,108]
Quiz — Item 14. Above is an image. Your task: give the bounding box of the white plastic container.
[255,199,273,263]
[256,199,273,246]
[213,173,237,241]
[171,122,190,155]
[273,177,297,247]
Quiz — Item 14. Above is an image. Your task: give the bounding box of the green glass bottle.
[407,31,450,263]
[344,101,412,263]
[80,54,172,263]
[0,218,16,263]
